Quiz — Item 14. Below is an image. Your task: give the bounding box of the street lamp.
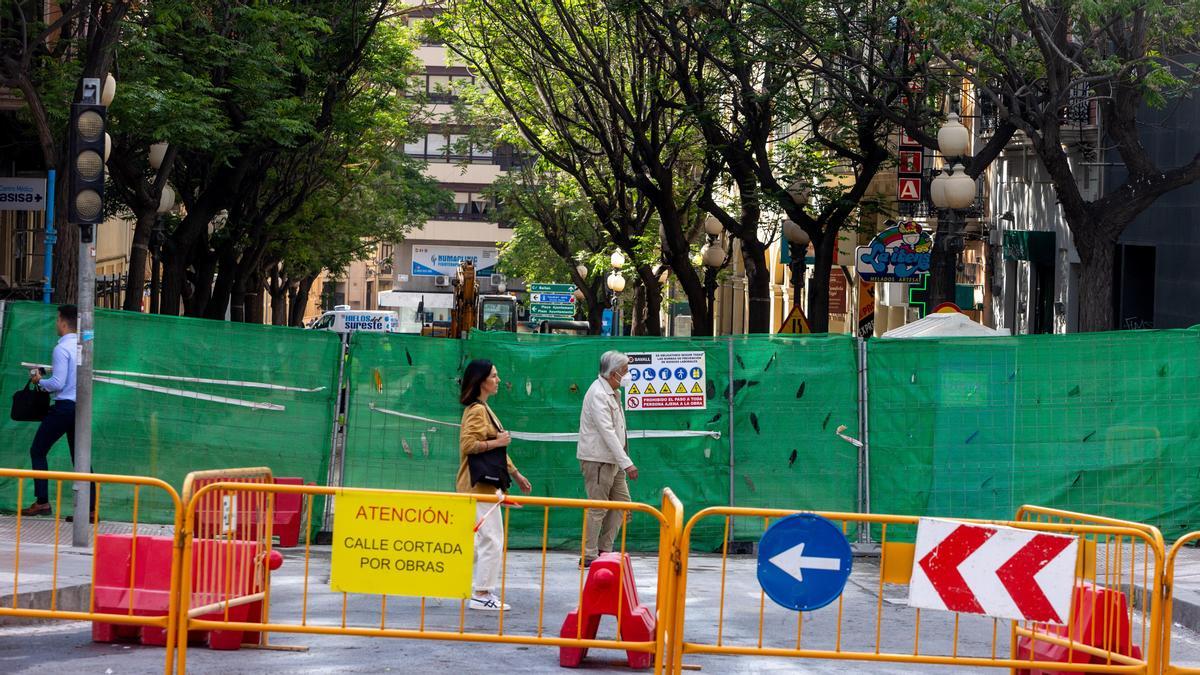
[928,112,975,307]
[606,271,626,293]
[701,242,726,268]
[606,270,625,336]
[148,142,169,171]
[703,215,723,236]
[149,185,175,314]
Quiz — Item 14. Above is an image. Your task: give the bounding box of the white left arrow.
[769,542,842,583]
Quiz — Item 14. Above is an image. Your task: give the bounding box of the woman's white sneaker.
[468,594,510,611]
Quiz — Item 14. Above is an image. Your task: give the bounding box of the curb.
[0,583,91,626]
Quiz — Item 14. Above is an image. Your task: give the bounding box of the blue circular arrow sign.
[756,513,853,611]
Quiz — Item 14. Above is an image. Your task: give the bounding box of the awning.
[1003,230,1056,266]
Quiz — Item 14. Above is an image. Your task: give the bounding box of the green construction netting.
[0,301,341,524]
[341,330,860,550]
[867,328,1200,540]
[6,296,1196,548]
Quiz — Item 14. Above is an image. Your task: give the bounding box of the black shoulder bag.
[11,381,50,422]
[467,404,511,491]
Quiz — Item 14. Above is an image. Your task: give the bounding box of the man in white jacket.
[576,350,638,566]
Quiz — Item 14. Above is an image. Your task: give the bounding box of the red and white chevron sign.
[908,518,1079,624]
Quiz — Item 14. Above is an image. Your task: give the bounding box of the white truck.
[309,306,401,334]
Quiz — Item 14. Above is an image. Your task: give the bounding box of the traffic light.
[67,102,107,239]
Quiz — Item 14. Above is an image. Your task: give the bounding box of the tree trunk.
[270,271,288,326]
[52,193,78,304]
[667,249,711,335]
[631,284,646,336]
[186,244,217,317]
[244,274,265,324]
[123,209,157,311]
[1074,230,1117,332]
[806,230,837,333]
[741,238,771,333]
[632,266,663,336]
[289,274,318,327]
[204,248,239,320]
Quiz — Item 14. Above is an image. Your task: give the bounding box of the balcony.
[978,83,1097,136]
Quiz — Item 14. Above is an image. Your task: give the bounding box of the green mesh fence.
[341,330,861,550]
[0,301,341,524]
[6,296,1197,548]
[867,329,1200,539]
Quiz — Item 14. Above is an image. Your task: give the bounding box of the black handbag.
[11,381,50,422]
[467,404,511,491]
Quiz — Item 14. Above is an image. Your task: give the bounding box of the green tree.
[490,163,618,333]
[439,0,712,335]
[1,0,133,302]
[905,0,1200,330]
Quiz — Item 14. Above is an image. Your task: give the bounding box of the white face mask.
[619,372,633,389]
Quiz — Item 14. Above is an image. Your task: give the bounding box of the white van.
[310,308,401,333]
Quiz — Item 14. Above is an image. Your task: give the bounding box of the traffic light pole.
[72,224,94,547]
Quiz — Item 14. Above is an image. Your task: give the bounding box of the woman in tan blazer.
[458,359,531,611]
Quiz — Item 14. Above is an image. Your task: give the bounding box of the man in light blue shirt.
[22,305,80,516]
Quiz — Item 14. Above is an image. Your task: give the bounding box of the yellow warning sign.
[331,490,475,599]
[778,305,812,334]
[691,382,702,394]
[674,382,687,394]
[628,383,640,395]
[643,383,657,394]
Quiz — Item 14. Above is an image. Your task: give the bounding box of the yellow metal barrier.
[1015,504,1167,673]
[668,506,1163,674]
[1162,531,1200,674]
[175,481,682,674]
[0,468,184,675]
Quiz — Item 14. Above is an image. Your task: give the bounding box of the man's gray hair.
[599,350,629,377]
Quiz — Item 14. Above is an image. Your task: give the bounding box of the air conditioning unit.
[434,275,451,287]
[490,274,506,288]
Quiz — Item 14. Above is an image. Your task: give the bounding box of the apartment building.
[320,6,515,327]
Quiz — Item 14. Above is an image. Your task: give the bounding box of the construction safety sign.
[331,490,476,599]
[625,351,706,410]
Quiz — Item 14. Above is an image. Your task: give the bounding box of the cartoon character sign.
[855,220,933,282]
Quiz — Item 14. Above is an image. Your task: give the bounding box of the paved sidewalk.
[0,515,173,624]
[6,516,1200,672]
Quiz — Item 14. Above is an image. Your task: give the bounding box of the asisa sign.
[856,220,933,282]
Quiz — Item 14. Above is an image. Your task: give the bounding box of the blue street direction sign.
[530,292,575,304]
[530,283,576,293]
[756,513,853,611]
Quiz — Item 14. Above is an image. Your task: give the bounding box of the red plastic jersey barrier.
[559,552,656,669]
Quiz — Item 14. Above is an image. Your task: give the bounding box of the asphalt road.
[3,549,1200,674]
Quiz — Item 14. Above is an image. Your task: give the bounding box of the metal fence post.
[320,331,351,538]
[727,336,736,541]
[856,337,871,543]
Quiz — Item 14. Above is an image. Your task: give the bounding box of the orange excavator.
[423,261,517,338]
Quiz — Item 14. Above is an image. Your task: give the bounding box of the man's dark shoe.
[20,502,51,517]
[65,512,97,524]
[579,556,597,569]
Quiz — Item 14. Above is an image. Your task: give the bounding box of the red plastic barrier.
[271,477,306,547]
[1014,582,1142,674]
[191,476,309,547]
[91,534,283,650]
[559,552,656,669]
